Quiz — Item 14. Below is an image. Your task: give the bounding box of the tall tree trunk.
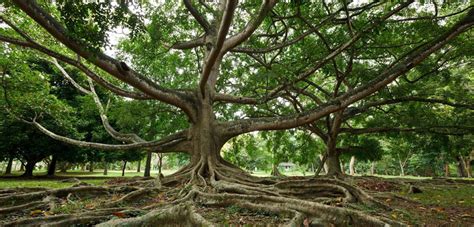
[370,161,376,175]
[349,156,356,176]
[144,151,152,177]
[19,163,24,172]
[444,162,450,177]
[81,164,85,172]
[158,153,164,179]
[122,161,127,177]
[103,161,108,176]
[457,156,467,177]
[89,161,94,173]
[4,157,13,175]
[47,155,57,176]
[137,160,141,173]
[22,162,35,177]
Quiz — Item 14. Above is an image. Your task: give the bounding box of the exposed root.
[0,161,406,226]
[96,203,212,227]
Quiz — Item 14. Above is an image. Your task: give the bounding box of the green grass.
[0,178,107,188]
[0,169,178,189]
[403,185,474,207]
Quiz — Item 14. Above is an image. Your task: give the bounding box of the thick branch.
[223,0,277,52]
[171,36,206,49]
[32,120,190,153]
[183,0,211,32]
[199,0,237,96]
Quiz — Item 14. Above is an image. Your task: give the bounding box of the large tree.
[0,1,473,225]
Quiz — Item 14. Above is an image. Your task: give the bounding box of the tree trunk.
[457,156,467,177]
[319,154,328,174]
[324,135,342,177]
[137,159,141,173]
[370,161,376,175]
[158,153,164,179]
[89,161,94,173]
[326,153,342,176]
[340,160,346,175]
[270,163,282,177]
[103,161,108,176]
[144,151,152,177]
[22,162,35,177]
[4,157,13,175]
[122,161,127,177]
[47,155,57,176]
[81,164,85,172]
[444,162,450,177]
[349,156,356,176]
[399,160,405,176]
[19,163,24,172]
[466,158,472,178]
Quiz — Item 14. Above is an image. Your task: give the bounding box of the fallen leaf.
[112,212,126,218]
[30,210,43,216]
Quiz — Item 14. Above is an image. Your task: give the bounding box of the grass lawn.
[0,169,178,189]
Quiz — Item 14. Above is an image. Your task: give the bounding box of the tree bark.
[370,161,376,175]
[103,161,108,176]
[270,163,282,177]
[122,161,127,177]
[137,159,141,172]
[144,151,152,177]
[326,153,342,177]
[444,162,450,177]
[319,154,328,174]
[4,157,13,175]
[457,156,467,177]
[158,153,164,179]
[89,161,94,173]
[19,163,24,172]
[47,155,57,176]
[22,162,36,177]
[349,156,356,176]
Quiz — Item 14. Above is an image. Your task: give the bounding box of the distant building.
[278,162,295,170]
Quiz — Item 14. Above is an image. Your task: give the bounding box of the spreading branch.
[222,7,474,136]
[199,0,238,96]
[10,0,196,119]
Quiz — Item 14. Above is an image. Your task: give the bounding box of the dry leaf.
[112,212,126,218]
[30,210,43,216]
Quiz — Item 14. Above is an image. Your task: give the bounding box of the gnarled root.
[0,160,405,226]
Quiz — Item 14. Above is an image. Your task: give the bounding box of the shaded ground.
[0,174,472,226]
